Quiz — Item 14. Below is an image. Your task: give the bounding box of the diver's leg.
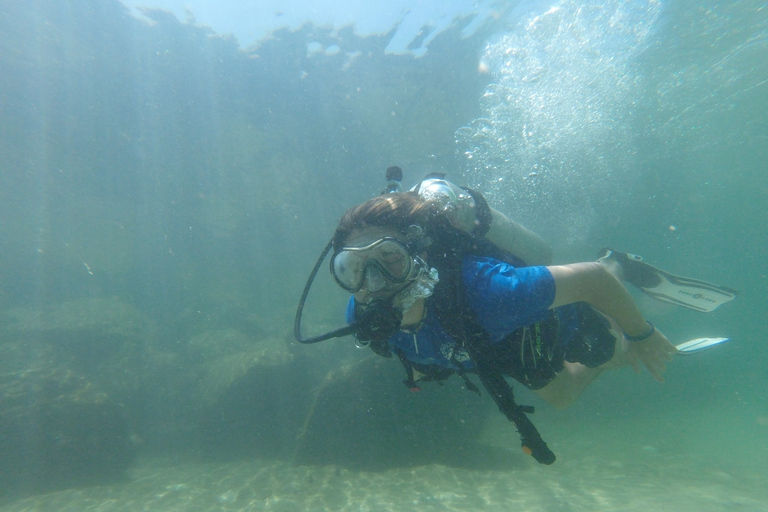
[533,363,604,409]
[534,320,624,409]
[598,250,624,280]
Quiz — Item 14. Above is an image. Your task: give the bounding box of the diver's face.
[342,227,413,305]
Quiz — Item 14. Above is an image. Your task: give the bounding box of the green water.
[0,0,766,510]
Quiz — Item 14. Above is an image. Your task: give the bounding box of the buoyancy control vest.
[394,226,558,464]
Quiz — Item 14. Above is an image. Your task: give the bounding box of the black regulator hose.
[297,165,406,344]
[294,238,356,344]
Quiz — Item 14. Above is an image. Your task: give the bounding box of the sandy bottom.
[2,388,766,512]
[1,445,765,512]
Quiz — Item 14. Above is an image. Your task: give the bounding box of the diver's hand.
[625,329,677,382]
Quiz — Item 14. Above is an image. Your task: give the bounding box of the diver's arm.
[416,178,552,265]
[486,208,553,265]
[548,262,676,382]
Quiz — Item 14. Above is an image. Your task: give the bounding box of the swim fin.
[675,337,730,354]
[598,248,737,313]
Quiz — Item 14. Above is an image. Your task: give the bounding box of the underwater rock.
[0,297,155,409]
[183,328,296,403]
[196,346,292,403]
[1,297,152,358]
[186,328,257,363]
[0,341,135,497]
[0,297,156,496]
[193,331,314,460]
[193,337,507,469]
[290,356,492,470]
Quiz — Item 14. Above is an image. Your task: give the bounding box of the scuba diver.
[295,167,736,465]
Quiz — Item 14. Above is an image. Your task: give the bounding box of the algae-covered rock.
[0,341,135,497]
[188,329,311,460]
[0,297,155,408]
[0,297,155,496]
[291,356,495,470]
[186,328,255,362]
[1,297,151,353]
[186,329,294,405]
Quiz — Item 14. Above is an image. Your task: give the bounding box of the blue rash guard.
[346,255,599,371]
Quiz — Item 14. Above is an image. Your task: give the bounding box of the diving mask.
[331,237,424,293]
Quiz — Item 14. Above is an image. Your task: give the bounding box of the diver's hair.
[333,193,445,251]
